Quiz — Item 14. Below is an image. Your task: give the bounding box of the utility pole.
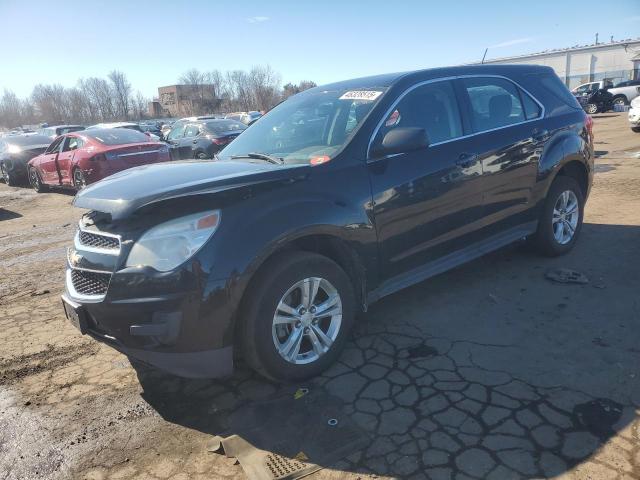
[595,33,599,45]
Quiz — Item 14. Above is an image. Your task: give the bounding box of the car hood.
[73,160,308,219]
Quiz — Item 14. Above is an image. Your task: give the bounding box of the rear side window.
[521,91,542,120]
[374,80,463,145]
[167,123,186,140]
[462,77,525,132]
[539,74,582,109]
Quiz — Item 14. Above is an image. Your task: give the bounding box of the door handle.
[456,153,478,168]
[192,140,198,144]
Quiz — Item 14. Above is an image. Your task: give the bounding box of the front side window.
[373,81,463,147]
[62,136,83,151]
[46,137,64,154]
[219,88,386,164]
[184,124,200,138]
[167,122,186,140]
[462,77,525,132]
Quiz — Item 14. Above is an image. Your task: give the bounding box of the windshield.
[84,128,149,145]
[218,88,386,164]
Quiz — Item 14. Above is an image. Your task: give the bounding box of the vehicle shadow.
[134,222,640,479]
[0,208,22,221]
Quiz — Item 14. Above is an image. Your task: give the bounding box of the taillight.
[585,115,594,143]
[211,137,228,146]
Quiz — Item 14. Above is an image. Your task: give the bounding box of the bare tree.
[0,90,25,128]
[108,70,132,120]
[79,77,115,121]
[131,91,149,120]
[247,65,281,111]
[31,84,68,125]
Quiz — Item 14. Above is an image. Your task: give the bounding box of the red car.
[27,128,171,192]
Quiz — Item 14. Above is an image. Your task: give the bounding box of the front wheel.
[1,162,17,186]
[532,176,584,256]
[29,167,48,193]
[241,251,356,382]
[73,169,87,190]
[585,103,599,114]
[631,126,640,133]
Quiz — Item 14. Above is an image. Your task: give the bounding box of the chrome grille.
[70,270,111,296]
[78,230,120,251]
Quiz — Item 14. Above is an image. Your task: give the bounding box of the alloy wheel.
[613,97,627,107]
[73,170,86,189]
[271,277,343,365]
[29,168,40,190]
[586,104,598,114]
[0,164,7,183]
[552,190,579,245]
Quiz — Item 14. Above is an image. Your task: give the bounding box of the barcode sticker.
[339,90,383,101]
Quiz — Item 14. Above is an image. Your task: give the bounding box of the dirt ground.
[1,113,639,480]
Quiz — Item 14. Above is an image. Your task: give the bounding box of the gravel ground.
[1,113,639,480]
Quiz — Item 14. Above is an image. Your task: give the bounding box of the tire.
[631,127,640,133]
[532,176,584,257]
[585,103,599,114]
[72,169,87,190]
[195,151,209,160]
[612,96,628,107]
[0,162,17,186]
[241,251,356,382]
[28,167,48,193]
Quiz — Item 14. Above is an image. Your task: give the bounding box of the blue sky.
[1,0,639,99]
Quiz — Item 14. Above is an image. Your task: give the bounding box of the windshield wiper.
[230,152,284,165]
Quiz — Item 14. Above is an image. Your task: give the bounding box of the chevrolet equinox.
[62,65,593,381]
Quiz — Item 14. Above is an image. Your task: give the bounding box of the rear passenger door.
[57,136,83,184]
[39,136,64,184]
[368,80,487,280]
[457,76,544,233]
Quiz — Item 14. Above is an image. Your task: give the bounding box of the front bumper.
[629,107,640,126]
[64,223,237,378]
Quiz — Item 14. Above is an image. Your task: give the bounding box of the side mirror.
[371,127,429,158]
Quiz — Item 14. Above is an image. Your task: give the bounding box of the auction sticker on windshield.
[339,90,383,101]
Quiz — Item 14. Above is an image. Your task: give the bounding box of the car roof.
[87,122,138,128]
[46,124,84,129]
[311,64,554,92]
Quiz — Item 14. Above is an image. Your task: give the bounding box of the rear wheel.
[28,167,47,193]
[612,96,628,107]
[73,169,87,190]
[531,176,584,256]
[631,127,640,133]
[241,251,356,382]
[585,103,599,114]
[195,151,209,160]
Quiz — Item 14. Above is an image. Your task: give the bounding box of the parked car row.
[572,79,640,114]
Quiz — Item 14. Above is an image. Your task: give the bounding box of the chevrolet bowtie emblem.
[68,249,84,267]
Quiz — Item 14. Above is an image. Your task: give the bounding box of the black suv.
[62,65,593,381]
[165,118,247,160]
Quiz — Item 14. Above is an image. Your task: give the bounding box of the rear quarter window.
[539,74,582,110]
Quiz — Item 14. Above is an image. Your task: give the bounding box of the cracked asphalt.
[1,113,639,480]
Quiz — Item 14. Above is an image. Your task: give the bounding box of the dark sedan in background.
[165,118,246,159]
[0,134,52,185]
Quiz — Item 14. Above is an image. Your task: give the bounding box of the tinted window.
[374,81,462,146]
[84,128,149,145]
[539,74,582,109]
[204,120,246,134]
[520,89,542,120]
[462,77,525,132]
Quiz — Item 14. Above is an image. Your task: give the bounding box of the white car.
[629,96,640,133]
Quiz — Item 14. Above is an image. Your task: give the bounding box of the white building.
[482,38,640,89]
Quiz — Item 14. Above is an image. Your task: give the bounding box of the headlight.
[125,210,221,271]
[631,96,640,108]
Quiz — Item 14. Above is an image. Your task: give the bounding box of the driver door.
[39,136,64,184]
[57,136,83,185]
[166,121,186,160]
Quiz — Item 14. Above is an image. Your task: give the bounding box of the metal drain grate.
[264,453,307,479]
